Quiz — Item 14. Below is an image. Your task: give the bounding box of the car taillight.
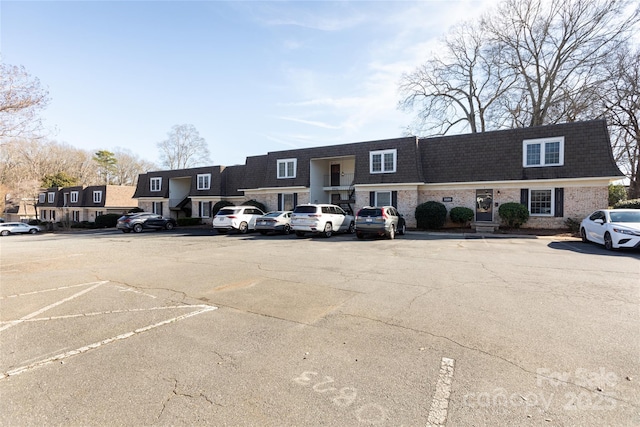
[381,211,387,219]
[227,215,237,219]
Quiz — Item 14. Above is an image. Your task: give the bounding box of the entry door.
[475,189,493,222]
[331,164,340,186]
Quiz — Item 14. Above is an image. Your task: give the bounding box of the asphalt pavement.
[1,228,638,426]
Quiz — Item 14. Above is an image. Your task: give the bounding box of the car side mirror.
[594,219,604,225]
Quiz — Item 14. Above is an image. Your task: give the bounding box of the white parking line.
[1,305,217,379]
[0,281,107,332]
[0,281,108,300]
[427,357,456,427]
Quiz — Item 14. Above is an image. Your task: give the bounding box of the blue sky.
[1,0,494,167]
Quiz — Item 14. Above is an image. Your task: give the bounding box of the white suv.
[213,206,265,234]
[291,204,355,238]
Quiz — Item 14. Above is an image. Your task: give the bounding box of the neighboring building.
[2,198,38,222]
[132,120,623,229]
[37,185,137,222]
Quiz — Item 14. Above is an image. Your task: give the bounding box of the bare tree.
[157,124,211,169]
[484,0,639,127]
[399,22,516,135]
[0,63,50,141]
[600,47,640,198]
[112,148,156,186]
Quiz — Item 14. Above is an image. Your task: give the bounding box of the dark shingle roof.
[420,120,622,183]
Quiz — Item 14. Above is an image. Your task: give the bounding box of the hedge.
[415,201,447,229]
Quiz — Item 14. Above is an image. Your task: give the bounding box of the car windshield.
[358,208,382,217]
[609,211,640,223]
[294,206,318,214]
[217,208,238,216]
[264,212,282,218]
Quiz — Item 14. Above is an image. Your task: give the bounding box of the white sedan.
[0,222,42,236]
[580,209,640,250]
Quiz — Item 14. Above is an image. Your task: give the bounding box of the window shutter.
[293,193,298,207]
[520,189,529,206]
[277,193,282,211]
[369,191,375,206]
[554,188,564,217]
[392,191,398,208]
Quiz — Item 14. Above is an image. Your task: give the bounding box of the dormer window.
[150,177,162,192]
[93,191,102,203]
[277,159,297,179]
[523,137,564,167]
[370,149,396,174]
[47,192,55,203]
[197,174,211,190]
[70,191,79,203]
[39,193,45,203]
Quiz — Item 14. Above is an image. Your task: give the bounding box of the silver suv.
[291,204,355,238]
[355,206,405,239]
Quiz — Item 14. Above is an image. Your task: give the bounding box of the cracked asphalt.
[0,227,638,426]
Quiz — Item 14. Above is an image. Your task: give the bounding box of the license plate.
[366,218,372,222]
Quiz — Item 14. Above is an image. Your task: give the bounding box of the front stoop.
[472,221,500,233]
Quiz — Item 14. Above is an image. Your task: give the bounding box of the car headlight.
[612,227,640,236]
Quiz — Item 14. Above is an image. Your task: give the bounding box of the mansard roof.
[420,120,622,183]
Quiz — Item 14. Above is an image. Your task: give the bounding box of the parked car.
[0,222,42,236]
[117,212,177,233]
[291,204,354,238]
[580,209,640,250]
[213,206,265,234]
[256,211,292,235]
[355,206,406,239]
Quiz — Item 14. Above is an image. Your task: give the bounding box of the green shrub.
[213,200,234,216]
[608,184,627,207]
[450,206,474,225]
[565,217,581,234]
[244,199,268,213]
[95,213,120,228]
[415,201,447,229]
[498,203,530,228]
[613,198,640,209]
[178,217,202,226]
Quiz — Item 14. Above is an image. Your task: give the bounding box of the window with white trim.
[523,137,564,167]
[199,201,211,218]
[93,191,102,203]
[47,192,55,203]
[529,189,554,216]
[72,211,80,222]
[150,177,162,192]
[370,149,397,174]
[39,193,45,204]
[70,191,79,203]
[277,159,297,179]
[152,202,163,215]
[197,174,211,190]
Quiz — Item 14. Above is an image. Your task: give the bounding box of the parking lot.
[1,228,638,426]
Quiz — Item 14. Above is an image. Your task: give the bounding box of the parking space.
[1,230,638,425]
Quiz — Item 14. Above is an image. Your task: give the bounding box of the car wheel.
[29,228,37,234]
[398,222,406,235]
[295,231,305,238]
[259,230,268,235]
[347,221,355,234]
[580,228,588,243]
[133,224,143,233]
[323,222,333,238]
[387,225,395,240]
[165,222,174,230]
[604,232,614,250]
[238,222,248,234]
[0,230,9,236]
[283,224,291,235]
[356,231,364,239]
